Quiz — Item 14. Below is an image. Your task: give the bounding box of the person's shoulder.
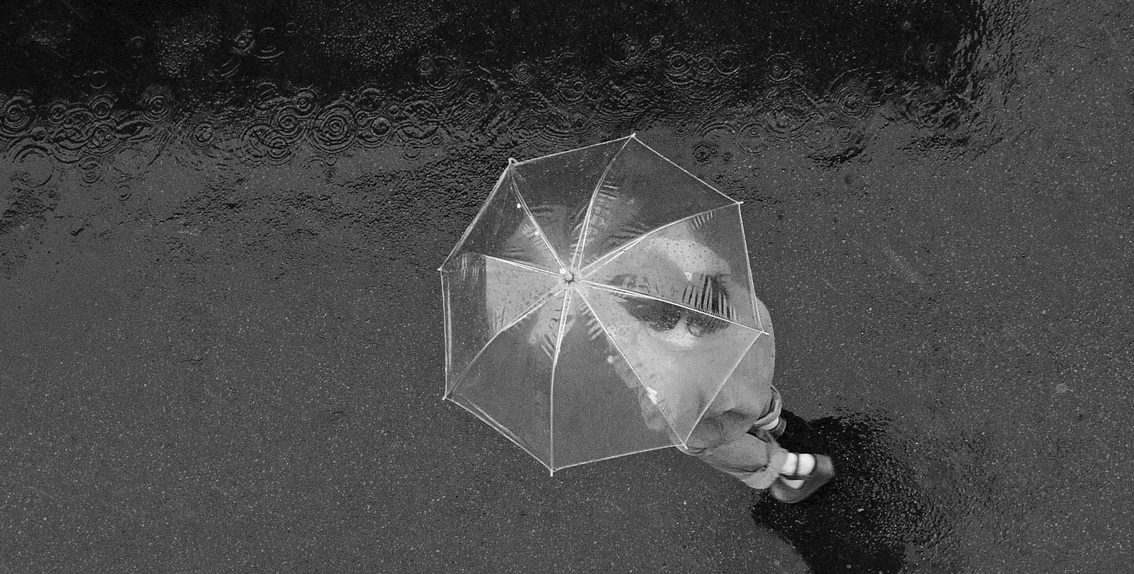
[754,297,774,333]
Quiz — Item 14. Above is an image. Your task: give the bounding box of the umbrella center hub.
[559,267,577,284]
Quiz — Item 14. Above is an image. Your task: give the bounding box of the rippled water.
[1,0,994,231]
[2,1,1131,572]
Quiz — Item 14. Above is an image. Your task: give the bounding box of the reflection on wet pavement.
[2,0,1132,572]
[752,413,981,573]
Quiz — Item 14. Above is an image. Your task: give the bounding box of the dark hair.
[614,273,732,336]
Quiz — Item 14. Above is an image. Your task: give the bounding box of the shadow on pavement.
[751,414,961,574]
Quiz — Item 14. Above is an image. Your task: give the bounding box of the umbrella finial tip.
[508,157,518,165]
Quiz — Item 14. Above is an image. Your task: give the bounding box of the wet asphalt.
[1,1,1132,572]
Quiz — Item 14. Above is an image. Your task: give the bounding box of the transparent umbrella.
[439,134,771,474]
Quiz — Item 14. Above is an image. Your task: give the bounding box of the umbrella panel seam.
[632,136,738,205]
[510,174,570,272]
[512,134,634,167]
[441,274,454,396]
[732,203,764,330]
[683,330,766,445]
[550,444,676,474]
[546,288,574,472]
[579,202,741,277]
[446,395,553,473]
[439,166,513,270]
[570,136,635,271]
[579,280,766,335]
[575,289,687,448]
[480,254,560,277]
[444,284,568,400]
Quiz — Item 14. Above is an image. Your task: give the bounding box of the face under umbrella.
[440,135,770,474]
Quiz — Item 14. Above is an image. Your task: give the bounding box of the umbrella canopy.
[439,134,771,474]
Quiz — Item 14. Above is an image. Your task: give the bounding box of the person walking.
[621,234,835,503]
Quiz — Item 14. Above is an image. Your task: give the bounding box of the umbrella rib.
[445,395,554,475]
[441,274,454,396]
[444,285,567,400]
[570,135,635,270]
[511,134,634,166]
[732,203,763,329]
[510,166,570,271]
[579,281,766,336]
[579,203,740,276]
[550,444,677,474]
[441,255,557,397]
[576,291,686,448]
[482,254,560,277]
[631,136,738,205]
[439,165,513,270]
[546,288,574,473]
[682,330,767,445]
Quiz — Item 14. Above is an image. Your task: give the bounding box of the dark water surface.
[2,1,1132,572]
